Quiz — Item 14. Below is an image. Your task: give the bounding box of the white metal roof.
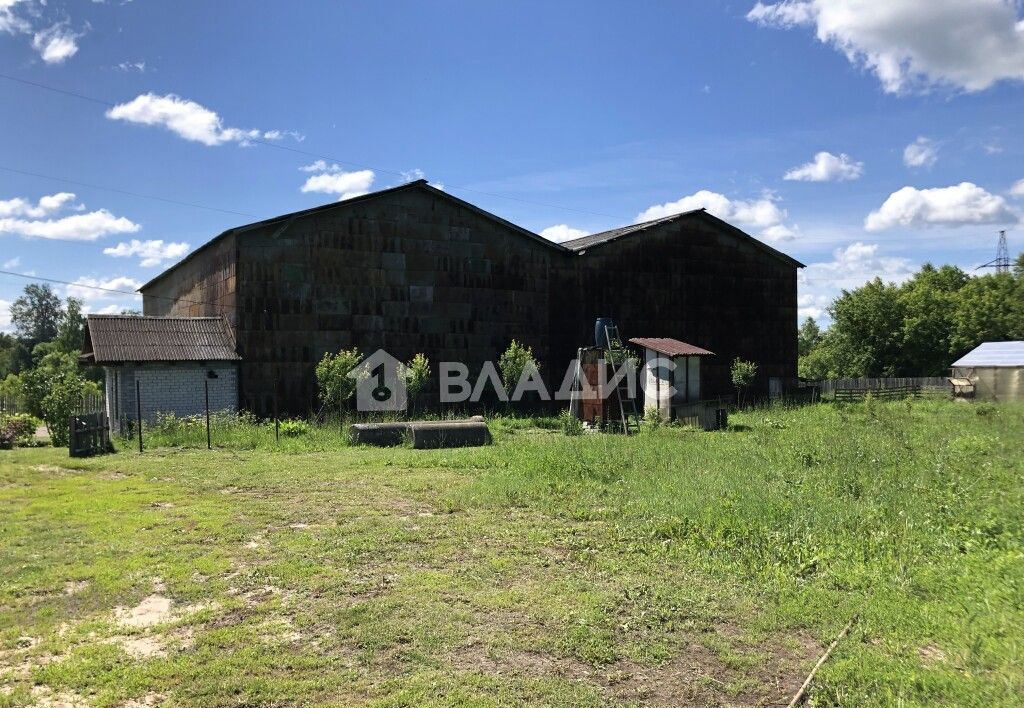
[950,341,1024,368]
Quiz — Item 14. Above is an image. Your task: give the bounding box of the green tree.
[949,272,1024,356]
[897,264,969,376]
[402,353,431,411]
[10,284,63,345]
[797,317,822,357]
[54,297,86,354]
[730,357,758,406]
[498,340,540,398]
[315,347,364,414]
[20,350,90,446]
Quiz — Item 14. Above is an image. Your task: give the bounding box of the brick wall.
[106,362,238,430]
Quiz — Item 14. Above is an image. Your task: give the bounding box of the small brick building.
[81,315,240,431]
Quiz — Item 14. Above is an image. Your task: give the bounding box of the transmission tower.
[976,230,1010,274]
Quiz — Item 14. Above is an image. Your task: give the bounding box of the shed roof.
[81,315,241,364]
[628,337,714,357]
[950,341,1024,368]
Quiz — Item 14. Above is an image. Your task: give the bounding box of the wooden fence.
[833,384,922,402]
[813,377,949,396]
[1,393,104,416]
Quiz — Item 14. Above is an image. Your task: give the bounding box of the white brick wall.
[107,362,238,430]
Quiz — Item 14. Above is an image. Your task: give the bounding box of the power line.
[0,72,625,222]
[0,165,260,219]
[0,269,241,311]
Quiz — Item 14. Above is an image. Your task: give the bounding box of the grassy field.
[0,400,1021,706]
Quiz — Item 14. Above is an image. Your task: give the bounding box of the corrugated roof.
[950,341,1024,368]
[561,209,805,268]
[628,337,714,357]
[81,315,241,363]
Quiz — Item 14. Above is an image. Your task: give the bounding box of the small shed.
[628,337,714,421]
[950,341,1024,402]
[81,315,241,431]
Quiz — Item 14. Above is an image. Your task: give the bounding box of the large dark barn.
[141,180,802,415]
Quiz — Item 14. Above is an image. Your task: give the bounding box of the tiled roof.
[81,315,241,363]
[629,337,714,357]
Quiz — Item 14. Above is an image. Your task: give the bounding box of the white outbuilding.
[950,341,1024,402]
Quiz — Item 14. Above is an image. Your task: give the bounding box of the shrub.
[643,406,663,431]
[277,419,310,437]
[315,347,364,414]
[0,413,40,446]
[730,358,758,406]
[403,353,431,408]
[559,410,583,436]
[499,340,540,397]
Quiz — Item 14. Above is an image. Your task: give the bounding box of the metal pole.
[205,378,212,450]
[135,379,143,454]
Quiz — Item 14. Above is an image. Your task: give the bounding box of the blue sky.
[1,0,1023,330]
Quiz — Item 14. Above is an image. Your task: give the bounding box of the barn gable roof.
[140,180,569,292]
[81,315,241,364]
[561,209,805,268]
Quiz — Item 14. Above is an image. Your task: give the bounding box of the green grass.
[0,399,1021,706]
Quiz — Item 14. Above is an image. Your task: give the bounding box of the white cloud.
[747,0,1024,94]
[636,189,797,241]
[103,239,190,267]
[401,168,426,182]
[298,161,375,201]
[66,275,143,302]
[798,242,915,321]
[865,182,1017,231]
[106,93,293,147]
[903,136,938,168]
[0,0,30,35]
[540,224,589,243]
[0,192,77,218]
[2,256,19,269]
[784,151,863,181]
[0,193,139,241]
[31,23,80,64]
[116,60,146,72]
[1009,178,1024,198]
[0,299,11,332]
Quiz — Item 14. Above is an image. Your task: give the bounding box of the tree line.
[0,284,137,445]
[799,253,1024,379]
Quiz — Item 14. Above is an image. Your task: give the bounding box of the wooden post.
[135,379,143,454]
[205,378,212,450]
[274,377,280,443]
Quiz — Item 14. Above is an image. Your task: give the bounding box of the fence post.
[136,379,143,454]
[274,377,280,443]
[205,378,211,450]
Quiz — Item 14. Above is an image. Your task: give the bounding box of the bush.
[559,410,583,436]
[277,419,310,437]
[315,347,364,414]
[0,413,40,446]
[730,358,758,406]
[403,353,431,408]
[499,340,540,398]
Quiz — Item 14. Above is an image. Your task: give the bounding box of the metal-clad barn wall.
[233,188,553,415]
[550,215,798,399]
[140,183,800,414]
[143,233,238,324]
